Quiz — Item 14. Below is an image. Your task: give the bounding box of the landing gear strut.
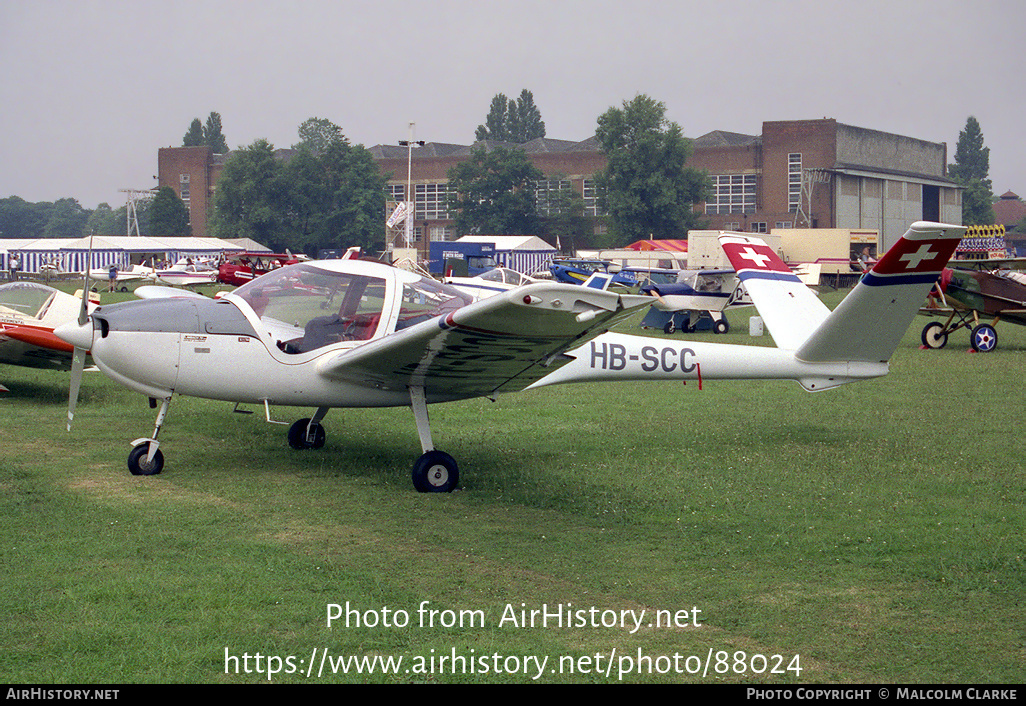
[408,386,459,493]
[128,396,170,476]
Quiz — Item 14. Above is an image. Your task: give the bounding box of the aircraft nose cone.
[54,320,94,350]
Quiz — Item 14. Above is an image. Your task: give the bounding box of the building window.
[387,183,405,202]
[788,153,802,213]
[429,226,456,242]
[751,222,767,233]
[724,222,741,230]
[179,174,190,201]
[533,179,571,217]
[706,174,756,215]
[776,221,793,229]
[582,179,606,216]
[415,183,452,220]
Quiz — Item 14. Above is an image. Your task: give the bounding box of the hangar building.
[158,118,960,254]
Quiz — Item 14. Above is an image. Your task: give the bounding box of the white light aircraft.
[55,222,965,492]
[1,282,99,388]
[444,267,540,301]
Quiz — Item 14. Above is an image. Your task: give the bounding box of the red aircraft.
[217,253,302,286]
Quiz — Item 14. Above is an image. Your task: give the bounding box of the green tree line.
[0,187,191,241]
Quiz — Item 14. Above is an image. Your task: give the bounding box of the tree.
[948,116,994,225]
[446,145,543,235]
[283,138,387,253]
[180,112,229,152]
[183,119,204,147]
[474,90,546,143]
[43,198,89,238]
[149,187,192,237]
[212,133,386,255]
[85,202,120,235]
[594,95,709,245]
[203,111,229,153]
[0,196,49,239]
[294,117,345,153]
[210,139,289,244]
[476,94,511,142]
[509,89,545,143]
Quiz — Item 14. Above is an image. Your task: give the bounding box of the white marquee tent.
[2,237,251,276]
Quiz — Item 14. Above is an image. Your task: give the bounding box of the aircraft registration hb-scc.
[56,222,966,493]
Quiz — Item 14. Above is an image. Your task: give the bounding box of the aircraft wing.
[135,285,210,300]
[314,283,652,401]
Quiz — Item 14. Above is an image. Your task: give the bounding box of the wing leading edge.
[315,282,652,401]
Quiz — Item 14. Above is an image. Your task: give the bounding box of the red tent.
[624,239,688,252]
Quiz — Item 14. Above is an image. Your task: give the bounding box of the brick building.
[689,119,961,248]
[158,117,961,253]
[156,146,230,240]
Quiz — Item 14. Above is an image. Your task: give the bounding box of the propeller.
[65,236,95,431]
[646,286,670,309]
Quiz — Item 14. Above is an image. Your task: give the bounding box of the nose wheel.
[127,396,171,476]
[128,442,164,476]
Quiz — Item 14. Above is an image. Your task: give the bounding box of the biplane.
[217,252,303,287]
[920,263,1026,352]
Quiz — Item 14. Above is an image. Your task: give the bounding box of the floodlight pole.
[398,123,425,250]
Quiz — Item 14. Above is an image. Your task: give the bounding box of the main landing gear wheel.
[970,324,997,352]
[288,418,326,449]
[921,321,948,349]
[411,451,459,493]
[128,443,164,476]
[663,321,675,334]
[713,319,729,334]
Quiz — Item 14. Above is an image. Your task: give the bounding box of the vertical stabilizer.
[719,234,830,350]
[796,221,965,364]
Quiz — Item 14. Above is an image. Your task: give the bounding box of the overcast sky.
[1,0,1023,211]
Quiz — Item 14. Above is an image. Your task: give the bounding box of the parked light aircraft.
[55,222,965,492]
[641,269,749,334]
[145,259,219,287]
[217,252,303,287]
[88,264,153,292]
[920,263,1026,352]
[444,267,540,301]
[0,282,99,387]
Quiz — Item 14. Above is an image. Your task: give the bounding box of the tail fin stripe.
[736,270,803,284]
[861,271,944,287]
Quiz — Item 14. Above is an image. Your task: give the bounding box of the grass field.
[1,283,1024,683]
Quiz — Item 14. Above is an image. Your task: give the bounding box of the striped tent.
[3,236,250,275]
[454,235,558,275]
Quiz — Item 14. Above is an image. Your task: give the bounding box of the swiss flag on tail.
[871,237,960,276]
[721,241,791,274]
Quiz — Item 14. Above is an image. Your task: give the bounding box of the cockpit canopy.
[0,282,61,319]
[230,262,472,353]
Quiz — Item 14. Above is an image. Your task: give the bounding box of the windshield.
[233,264,388,352]
[0,282,59,319]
